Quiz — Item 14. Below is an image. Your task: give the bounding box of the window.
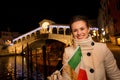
[59,28,64,34]
[66,28,71,35]
[52,28,57,34]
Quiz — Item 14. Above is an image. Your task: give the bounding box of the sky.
[0,0,100,34]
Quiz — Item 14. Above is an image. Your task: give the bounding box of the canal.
[1,42,120,80]
[0,55,45,80]
[0,40,66,80]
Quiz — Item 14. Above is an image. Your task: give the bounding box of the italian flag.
[68,46,88,80]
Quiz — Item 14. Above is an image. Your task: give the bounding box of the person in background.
[48,15,120,80]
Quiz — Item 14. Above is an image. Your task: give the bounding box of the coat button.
[87,52,91,56]
[90,68,94,73]
[91,42,94,46]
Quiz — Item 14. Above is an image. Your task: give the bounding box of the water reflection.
[0,56,44,80]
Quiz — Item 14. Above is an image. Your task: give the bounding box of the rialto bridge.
[7,24,72,54]
[6,19,99,54]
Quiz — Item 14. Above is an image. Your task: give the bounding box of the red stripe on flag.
[78,68,88,80]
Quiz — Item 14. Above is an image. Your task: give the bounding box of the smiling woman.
[49,15,120,80]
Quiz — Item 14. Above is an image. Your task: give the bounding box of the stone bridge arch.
[8,33,72,54]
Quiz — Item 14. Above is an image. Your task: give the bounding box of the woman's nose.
[77,30,81,35]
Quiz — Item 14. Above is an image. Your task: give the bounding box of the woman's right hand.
[48,70,63,80]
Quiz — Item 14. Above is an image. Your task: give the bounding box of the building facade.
[0,31,19,45]
[98,0,120,45]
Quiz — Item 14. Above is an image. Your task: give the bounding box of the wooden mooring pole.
[42,45,47,80]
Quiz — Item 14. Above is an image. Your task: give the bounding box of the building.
[0,31,19,45]
[98,0,120,45]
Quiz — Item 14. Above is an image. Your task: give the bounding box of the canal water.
[0,56,44,80]
[0,40,65,80]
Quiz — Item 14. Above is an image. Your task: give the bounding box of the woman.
[49,15,120,80]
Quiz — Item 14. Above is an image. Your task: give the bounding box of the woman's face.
[71,20,90,40]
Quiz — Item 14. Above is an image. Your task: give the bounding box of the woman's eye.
[72,29,77,32]
[80,28,84,30]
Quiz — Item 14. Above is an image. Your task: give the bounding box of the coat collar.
[73,34,95,50]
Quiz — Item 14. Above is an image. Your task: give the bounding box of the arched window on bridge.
[59,28,64,34]
[22,37,26,41]
[14,41,17,44]
[18,39,21,43]
[31,33,35,37]
[27,35,30,39]
[36,30,40,38]
[52,28,57,34]
[65,28,71,35]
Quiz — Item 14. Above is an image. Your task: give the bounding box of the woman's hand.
[48,70,63,80]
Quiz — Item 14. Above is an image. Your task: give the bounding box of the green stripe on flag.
[68,46,82,70]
